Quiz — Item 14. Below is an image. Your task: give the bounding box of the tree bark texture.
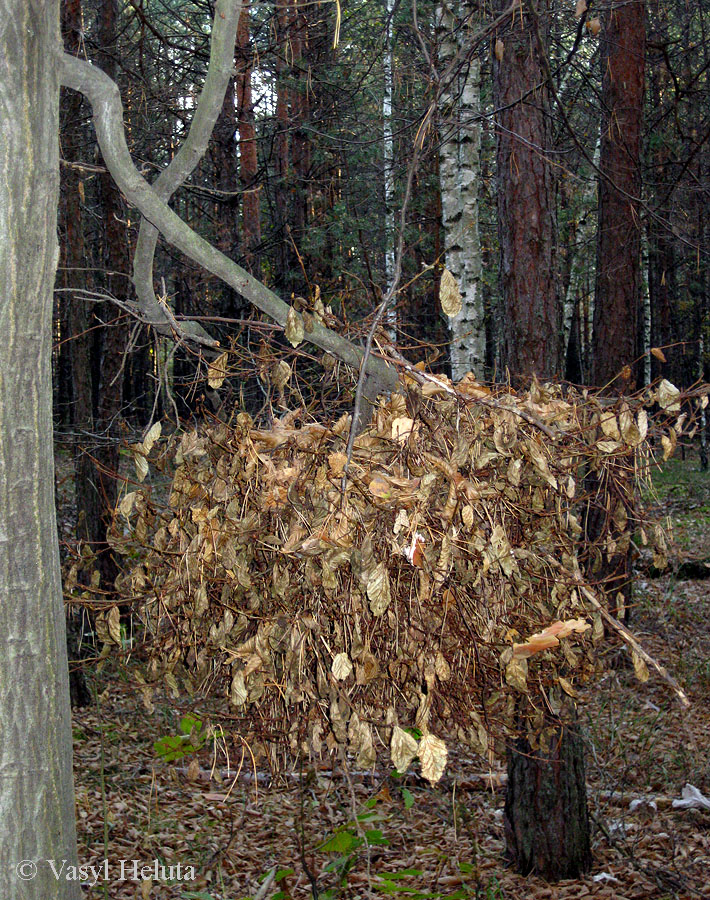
[504,716,592,881]
[493,0,561,379]
[237,0,262,276]
[92,0,131,591]
[437,2,485,380]
[592,0,646,389]
[211,75,244,317]
[0,1,81,896]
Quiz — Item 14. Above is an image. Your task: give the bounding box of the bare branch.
[59,54,398,392]
[132,0,242,349]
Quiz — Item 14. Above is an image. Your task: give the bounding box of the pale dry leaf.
[391,725,418,773]
[207,351,229,389]
[494,37,504,61]
[119,491,139,518]
[587,16,601,35]
[657,378,681,412]
[142,420,162,454]
[435,650,451,681]
[661,430,677,460]
[369,475,392,499]
[230,669,248,706]
[558,676,580,699]
[285,306,304,347]
[505,656,528,692]
[439,268,462,317]
[331,652,353,681]
[632,650,649,683]
[418,733,448,785]
[600,410,620,440]
[328,451,348,476]
[107,606,122,646]
[367,561,391,615]
[575,0,587,17]
[131,445,149,483]
[272,359,292,390]
[651,346,667,363]
[391,416,417,442]
[355,722,376,769]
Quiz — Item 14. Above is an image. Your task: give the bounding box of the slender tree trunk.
[61,0,94,708]
[274,0,292,293]
[93,0,131,591]
[382,0,397,341]
[0,2,81,895]
[492,0,561,379]
[211,75,243,316]
[437,2,484,380]
[592,0,646,389]
[237,0,261,276]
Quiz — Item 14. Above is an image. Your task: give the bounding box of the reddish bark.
[505,714,592,880]
[493,0,561,379]
[237,0,261,275]
[592,0,646,389]
[274,0,292,290]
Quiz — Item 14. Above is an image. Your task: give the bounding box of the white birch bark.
[437,1,484,380]
[383,0,396,341]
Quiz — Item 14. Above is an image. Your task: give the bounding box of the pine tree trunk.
[492,0,561,379]
[504,713,591,881]
[592,0,646,389]
[93,0,131,591]
[237,0,261,276]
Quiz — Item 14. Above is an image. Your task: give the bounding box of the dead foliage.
[67,372,706,783]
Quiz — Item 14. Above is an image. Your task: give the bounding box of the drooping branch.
[59,54,398,392]
[131,0,242,349]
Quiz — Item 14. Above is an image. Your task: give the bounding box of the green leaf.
[274,868,294,882]
[378,869,423,880]
[364,828,389,846]
[401,787,415,809]
[179,713,202,735]
[154,734,189,761]
[319,830,358,853]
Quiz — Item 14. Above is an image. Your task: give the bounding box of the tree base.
[504,717,591,881]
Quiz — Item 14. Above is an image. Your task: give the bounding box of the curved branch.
[59,53,398,392]
[132,0,242,347]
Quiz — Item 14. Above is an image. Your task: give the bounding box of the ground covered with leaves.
[69,451,710,899]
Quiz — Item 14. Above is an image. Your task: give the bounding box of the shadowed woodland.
[1,0,710,898]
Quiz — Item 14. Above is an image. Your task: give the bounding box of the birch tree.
[437,1,484,380]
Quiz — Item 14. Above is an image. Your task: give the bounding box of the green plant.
[154,713,208,762]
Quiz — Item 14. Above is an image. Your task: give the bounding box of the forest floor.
[66,450,710,900]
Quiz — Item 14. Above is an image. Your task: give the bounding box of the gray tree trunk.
[383,0,397,341]
[0,2,81,897]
